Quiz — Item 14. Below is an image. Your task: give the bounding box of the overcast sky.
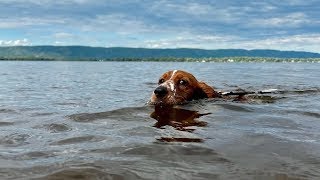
[0,0,319,52]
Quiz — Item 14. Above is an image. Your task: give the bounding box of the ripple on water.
[68,106,151,122]
[215,103,254,112]
[0,108,17,114]
[0,133,30,147]
[30,112,57,117]
[44,123,72,133]
[50,135,106,146]
[122,144,230,163]
[16,151,57,161]
[279,88,320,95]
[0,121,14,126]
[36,167,142,180]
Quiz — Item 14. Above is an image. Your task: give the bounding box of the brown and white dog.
[149,70,221,105]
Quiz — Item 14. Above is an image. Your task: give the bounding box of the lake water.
[0,61,320,179]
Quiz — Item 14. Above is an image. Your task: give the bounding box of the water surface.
[0,61,319,179]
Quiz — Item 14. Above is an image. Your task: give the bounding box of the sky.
[0,0,319,52]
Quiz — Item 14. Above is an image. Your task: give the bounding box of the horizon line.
[1,45,319,54]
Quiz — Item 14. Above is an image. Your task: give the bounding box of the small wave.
[43,123,72,133]
[50,135,105,145]
[68,106,151,122]
[0,121,14,126]
[247,95,286,103]
[157,137,204,142]
[14,88,34,92]
[277,88,320,95]
[122,144,231,163]
[50,86,70,90]
[30,112,57,117]
[215,103,254,112]
[0,108,16,114]
[37,167,142,180]
[214,87,320,104]
[282,110,320,119]
[55,102,79,106]
[0,133,30,147]
[302,111,320,118]
[15,151,57,161]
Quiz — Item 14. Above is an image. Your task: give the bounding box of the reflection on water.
[151,106,210,130]
[150,106,210,142]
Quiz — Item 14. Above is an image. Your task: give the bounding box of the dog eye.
[179,80,188,85]
[158,78,165,84]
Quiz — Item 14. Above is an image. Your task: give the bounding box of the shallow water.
[0,61,320,179]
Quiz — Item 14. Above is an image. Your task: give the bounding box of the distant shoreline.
[1,46,320,60]
[1,57,320,62]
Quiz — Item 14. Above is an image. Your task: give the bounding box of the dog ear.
[196,82,219,98]
[192,87,208,100]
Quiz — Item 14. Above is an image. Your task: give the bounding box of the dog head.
[149,70,217,105]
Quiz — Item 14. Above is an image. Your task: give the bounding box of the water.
[0,61,320,179]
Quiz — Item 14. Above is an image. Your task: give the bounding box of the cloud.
[249,13,311,28]
[144,34,238,49]
[239,34,320,52]
[0,0,320,52]
[0,17,67,28]
[142,33,320,53]
[54,32,74,39]
[0,39,31,46]
[0,0,93,5]
[85,14,152,34]
[149,1,242,24]
[277,0,319,6]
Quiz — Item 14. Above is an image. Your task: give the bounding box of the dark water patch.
[68,106,151,122]
[55,102,79,106]
[0,133,30,147]
[30,112,57,117]
[157,137,203,143]
[119,126,160,137]
[50,135,105,145]
[301,111,320,118]
[50,85,70,90]
[248,94,286,103]
[278,88,320,95]
[0,121,14,126]
[216,133,320,178]
[0,108,16,114]
[15,87,34,92]
[18,107,45,112]
[281,110,320,119]
[217,87,319,104]
[43,123,72,133]
[15,151,57,161]
[215,103,254,112]
[36,166,142,180]
[122,144,230,164]
[253,116,303,131]
[239,171,308,180]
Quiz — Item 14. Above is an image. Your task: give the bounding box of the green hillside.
[0,46,320,60]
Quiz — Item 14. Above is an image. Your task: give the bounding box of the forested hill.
[1,46,320,60]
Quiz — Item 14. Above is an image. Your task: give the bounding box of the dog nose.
[154,86,168,98]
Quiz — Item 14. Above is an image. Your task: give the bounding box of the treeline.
[0,57,56,61]
[1,56,320,62]
[1,46,320,59]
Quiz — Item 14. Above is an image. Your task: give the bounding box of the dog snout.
[154,86,168,98]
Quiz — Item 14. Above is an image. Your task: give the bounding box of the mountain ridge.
[0,46,320,60]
